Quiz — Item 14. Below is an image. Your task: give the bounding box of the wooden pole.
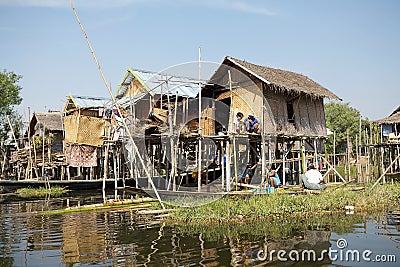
[69,0,164,208]
[32,136,39,179]
[365,128,370,183]
[42,126,46,188]
[114,147,118,198]
[313,138,318,167]
[333,131,336,182]
[261,88,266,185]
[282,140,286,186]
[197,47,202,192]
[46,127,51,189]
[347,130,351,180]
[220,140,225,189]
[370,154,400,191]
[27,108,33,180]
[300,138,306,174]
[356,135,360,182]
[228,70,238,189]
[103,142,110,201]
[226,140,231,191]
[6,115,19,151]
[166,78,174,191]
[268,135,272,165]
[0,142,5,177]
[321,156,346,182]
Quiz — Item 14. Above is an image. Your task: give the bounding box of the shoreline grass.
[15,186,69,198]
[166,183,400,225]
[173,212,373,241]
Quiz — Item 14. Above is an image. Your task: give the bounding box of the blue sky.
[0,0,399,121]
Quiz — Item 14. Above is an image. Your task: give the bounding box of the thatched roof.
[29,112,63,136]
[224,56,341,100]
[373,106,400,125]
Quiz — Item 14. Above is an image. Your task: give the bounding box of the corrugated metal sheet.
[115,92,149,108]
[116,69,200,99]
[71,95,111,109]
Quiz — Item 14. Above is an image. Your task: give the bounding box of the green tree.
[0,70,23,140]
[324,102,369,154]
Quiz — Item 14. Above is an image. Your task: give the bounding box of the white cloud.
[0,0,276,16]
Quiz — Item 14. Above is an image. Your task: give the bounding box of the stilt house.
[374,106,400,143]
[201,56,341,183]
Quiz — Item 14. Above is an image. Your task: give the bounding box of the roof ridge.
[224,55,340,100]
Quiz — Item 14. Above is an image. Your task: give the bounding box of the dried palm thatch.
[225,56,341,100]
[29,112,63,136]
[373,106,400,125]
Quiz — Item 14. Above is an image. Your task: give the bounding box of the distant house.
[373,106,400,143]
[28,111,64,153]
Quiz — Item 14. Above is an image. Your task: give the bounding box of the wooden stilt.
[220,140,225,189]
[300,138,306,174]
[370,154,400,191]
[226,140,231,191]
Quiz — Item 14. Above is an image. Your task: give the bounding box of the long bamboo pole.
[261,89,266,185]
[0,141,4,177]
[370,154,400,192]
[228,70,238,190]
[6,115,19,151]
[226,140,231,191]
[69,0,164,209]
[333,131,336,182]
[220,140,225,189]
[197,47,202,192]
[321,156,346,182]
[27,108,33,180]
[42,126,46,189]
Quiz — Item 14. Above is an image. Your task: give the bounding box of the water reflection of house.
[61,212,106,264]
[229,230,332,266]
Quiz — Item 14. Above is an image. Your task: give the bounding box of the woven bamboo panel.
[201,107,215,135]
[77,115,109,147]
[64,114,78,144]
[64,114,109,147]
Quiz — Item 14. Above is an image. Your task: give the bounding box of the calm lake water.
[0,190,399,266]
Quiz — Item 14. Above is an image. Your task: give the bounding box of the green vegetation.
[167,183,400,225]
[42,197,158,215]
[0,70,23,140]
[16,186,68,198]
[175,213,368,241]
